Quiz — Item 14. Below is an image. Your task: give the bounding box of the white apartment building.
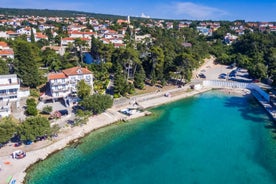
[0,74,30,117]
[47,66,93,99]
[0,41,14,60]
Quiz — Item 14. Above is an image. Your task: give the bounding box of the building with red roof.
[47,66,93,98]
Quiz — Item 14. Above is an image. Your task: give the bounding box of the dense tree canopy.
[214,31,276,82]
[13,40,42,88]
[19,116,51,141]
[80,94,113,114]
[0,117,17,144]
[77,79,92,99]
[0,59,9,74]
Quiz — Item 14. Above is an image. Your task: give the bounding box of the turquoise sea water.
[25,91,276,184]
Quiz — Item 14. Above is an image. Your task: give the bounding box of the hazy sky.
[1,0,275,21]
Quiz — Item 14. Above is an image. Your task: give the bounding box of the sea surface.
[25,91,276,184]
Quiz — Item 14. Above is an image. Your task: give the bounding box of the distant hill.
[0,7,127,20]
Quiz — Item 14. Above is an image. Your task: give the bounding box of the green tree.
[113,63,128,96]
[80,94,113,114]
[248,62,267,79]
[26,98,38,116]
[41,48,61,70]
[89,62,110,93]
[30,27,35,43]
[42,105,53,114]
[0,59,9,74]
[134,64,146,89]
[174,53,196,83]
[45,28,54,43]
[0,117,17,144]
[13,40,42,88]
[74,38,88,62]
[36,39,49,48]
[149,46,165,83]
[49,124,60,137]
[91,35,102,60]
[19,116,51,142]
[77,79,92,99]
[74,110,91,126]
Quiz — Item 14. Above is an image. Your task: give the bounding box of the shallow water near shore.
[25,91,276,184]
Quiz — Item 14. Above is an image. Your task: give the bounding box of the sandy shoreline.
[0,85,213,184]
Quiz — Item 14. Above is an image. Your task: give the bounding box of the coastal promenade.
[0,86,211,184]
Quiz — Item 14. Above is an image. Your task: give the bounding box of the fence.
[203,80,270,101]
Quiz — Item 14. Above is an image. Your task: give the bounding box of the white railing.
[203,80,270,101]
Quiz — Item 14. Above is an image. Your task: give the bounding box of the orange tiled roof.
[62,37,75,41]
[114,43,126,47]
[0,41,8,47]
[101,38,110,43]
[6,31,17,34]
[69,31,96,35]
[62,66,92,76]
[80,37,90,41]
[0,50,14,55]
[42,46,61,51]
[62,37,90,41]
[36,33,48,39]
[48,72,67,80]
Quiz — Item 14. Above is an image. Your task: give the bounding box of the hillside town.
[0,5,275,184]
[0,11,275,120]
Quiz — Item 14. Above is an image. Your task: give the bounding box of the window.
[77,69,82,74]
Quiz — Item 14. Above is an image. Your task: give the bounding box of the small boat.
[120,108,138,116]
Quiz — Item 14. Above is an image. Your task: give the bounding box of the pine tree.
[30,27,35,43]
[134,64,146,89]
[0,59,9,74]
[14,40,42,88]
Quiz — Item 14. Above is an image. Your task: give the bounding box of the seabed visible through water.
[26,91,276,184]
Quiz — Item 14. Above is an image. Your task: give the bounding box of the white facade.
[16,27,36,36]
[0,74,20,102]
[0,31,8,39]
[68,74,93,93]
[49,78,70,98]
[61,38,75,46]
[48,67,93,99]
[0,74,30,117]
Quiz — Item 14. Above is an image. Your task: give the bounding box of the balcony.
[51,81,69,85]
[0,92,18,97]
[70,80,77,84]
[51,88,69,92]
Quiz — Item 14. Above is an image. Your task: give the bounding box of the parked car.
[198,73,206,78]
[24,140,32,145]
[14,142,22,147]
[253,79,260,83]
[49,109,68,120]
[58,109,69,116]
[49,111,62,120]
[219,73,227,79]
[72,106,85,112]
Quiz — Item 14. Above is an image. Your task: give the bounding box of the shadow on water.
[224,93,276,182]
[224,95,274,123]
